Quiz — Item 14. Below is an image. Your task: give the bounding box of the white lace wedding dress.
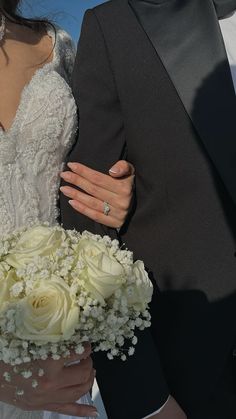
[0,25,107,419]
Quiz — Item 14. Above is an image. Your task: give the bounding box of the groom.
[60,0,236,418]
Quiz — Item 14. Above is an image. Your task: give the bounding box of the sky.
[21,0,106,41]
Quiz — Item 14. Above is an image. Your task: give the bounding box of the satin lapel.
[129,0,236,206]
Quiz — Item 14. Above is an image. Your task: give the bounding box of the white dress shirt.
[219,12,236,92]
[142,11,236,419]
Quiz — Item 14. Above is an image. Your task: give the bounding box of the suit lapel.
[129,0,236,206]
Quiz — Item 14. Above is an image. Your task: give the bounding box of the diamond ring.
[103,202,111,216]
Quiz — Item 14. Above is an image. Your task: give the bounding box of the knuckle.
[121,199,131,211]
[126,183,133,195]
[116,197,131,211]
[121,183,132,197]
[119,208,129,221]
[91,172,102,186]
[87,184,97,197]
[89,198,100,211]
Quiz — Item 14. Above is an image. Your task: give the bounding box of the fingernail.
[68,200,78,208]
[60,172,70,180]
[60,187,71,198]
[67,162,77,170]
[109,165,120,174]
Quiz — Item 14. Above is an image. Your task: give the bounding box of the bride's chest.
[0,69,77,167]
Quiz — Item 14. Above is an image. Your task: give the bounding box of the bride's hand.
[60,160,135,229]
[0,343,98,417]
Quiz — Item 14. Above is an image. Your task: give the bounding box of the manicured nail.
[60,187,72,198]
[67,162,77,170]
[68,200,77,208]
[60,186,67,192]
[90,410,99,417]
[109,165,120,174]
[60,172,70,180]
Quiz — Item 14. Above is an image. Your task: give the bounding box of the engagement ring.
[103,201,110,216]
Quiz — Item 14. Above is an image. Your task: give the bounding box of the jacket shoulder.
[92,0,129,16]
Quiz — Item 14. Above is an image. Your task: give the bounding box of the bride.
[0,0,134,418]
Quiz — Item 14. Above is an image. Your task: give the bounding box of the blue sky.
[21,0,105,41]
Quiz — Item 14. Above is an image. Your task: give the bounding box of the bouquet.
[0,224,153,401]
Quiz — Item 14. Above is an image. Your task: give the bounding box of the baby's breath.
[0,223,153,375]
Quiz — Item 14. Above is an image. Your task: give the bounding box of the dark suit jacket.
[60,0,236,417]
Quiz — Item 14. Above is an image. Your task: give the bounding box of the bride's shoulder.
[52,25,76,84]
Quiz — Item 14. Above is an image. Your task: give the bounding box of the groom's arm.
[61,9,169,419]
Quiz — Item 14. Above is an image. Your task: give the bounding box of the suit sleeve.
[60,9,169,419]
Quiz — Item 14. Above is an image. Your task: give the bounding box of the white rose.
[77,237,110,258]
[5,226,65,269]
[15,276,79,343]
[78,238,125,302]
[125,261,153,311]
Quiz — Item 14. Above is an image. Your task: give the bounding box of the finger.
[58,358,93,388]
[60,174,132,211]
[53,368,95,403]
[68,343,92,361]
[60,186,128,218]
[109,160,135,178]
[61,163,132,196]
[38,344,92,377]
[24,361,94,406]
[68,199,125,229]
[42,402,98,417]
[63,343,92,364]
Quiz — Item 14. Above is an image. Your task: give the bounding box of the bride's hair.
[0,0,54,33]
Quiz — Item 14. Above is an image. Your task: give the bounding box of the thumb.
[109,160,135,178]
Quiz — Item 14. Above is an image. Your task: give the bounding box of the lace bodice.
[0,26,77,237]
[0,26,78,419]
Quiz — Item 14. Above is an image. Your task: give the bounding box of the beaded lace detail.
[0,26,77,238]
[0,403,43,419]
[0,27,78,419]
